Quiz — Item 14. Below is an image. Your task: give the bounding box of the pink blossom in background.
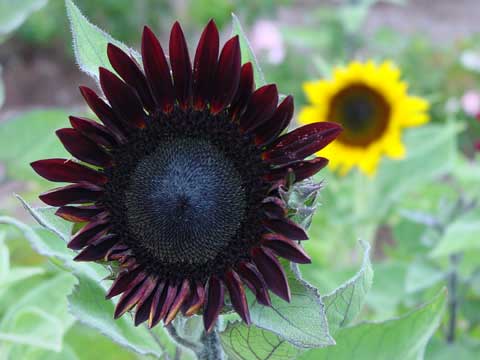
[461,90,480,116]
[250,19,286,65]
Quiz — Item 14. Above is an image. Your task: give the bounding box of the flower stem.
[198,325,224,360]
[165,324,203,355]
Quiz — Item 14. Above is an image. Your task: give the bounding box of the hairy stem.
[198,325,224,360]
[165,324,203,355]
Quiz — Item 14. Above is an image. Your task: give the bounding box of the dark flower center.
[328,84,390,146]
[124,138,246,264]
[102,108,268,281]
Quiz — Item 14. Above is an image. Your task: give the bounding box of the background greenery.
[1,0,480,359]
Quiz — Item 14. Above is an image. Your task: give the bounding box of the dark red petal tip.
[74,234,118,262]
[78,86,126,143]
[31,159,107,185]
[264,157,329,183]
[237,262,271,306]
[203,275,224,332]
[264,122,342,165]
[107,43,155,112]
[165,279,190,325]
[193,19,219,110]
[106,268,145,299]
[252,247,291,302]
[240,84,279,133]
[262,233,311,264]
[230,62,255,119]
[225,270,251,324]
[69,116,116,148]
[254,95,294,147]
[56,205,103,223]
[99,67,146,128]
[210,35,241,114]
[142,26,174,113]
[169,22,192,109]
[263,218,309,241]
[39,183,103,207]
[56,128,112,167]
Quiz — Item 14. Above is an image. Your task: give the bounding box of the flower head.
[300,60,429,176]
[31,21,341,331]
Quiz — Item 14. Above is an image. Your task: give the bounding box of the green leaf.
[221,322,302,360]
[0,231,9,281]
[0,0,48,40]
[0,65,4,108]
[221,241,373,359]
[0,109,69,182]
[371,123,460,218]
[67,273,164,357]
[248,262,334,348]
[64,323,137,360]
[5,343,79,360]
[430,207,480,257]
[231,13,266,87]
[322,240,373,334]
[405,259,446,293]
[65,0,140,80]
[299,289,447,360]
[426,338,480,360]
[0,273,76,351]
[5,201,108,282]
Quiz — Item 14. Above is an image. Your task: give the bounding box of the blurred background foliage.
[1,0,480,359]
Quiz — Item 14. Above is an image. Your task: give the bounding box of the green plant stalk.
[198,325,224,360]
[446,253,460,343]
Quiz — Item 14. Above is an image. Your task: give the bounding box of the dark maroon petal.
[56,205,104,223]
[237,261,271,306]
[149,281,167,328]
[99,67,146,128]
[165,279,190,325]
[210,36,241,114]
[169,22,192,109]
[105,243,131,261]
[183,282,206,316]
[262,233,311,264]
[261,197,287,219]
[193,20,219,110]
[252,247,291,302]
[159,283,178,322]
[142,26,174,113]
[265,157,329,183]
[263,218,308,241]
[134,278,157,326]
[225,270,251,324]
[230,62,254,119]
[254,95,294,147]
[240,84,278,133]
[263,122,342,165]
[56,128,112,167]
[31,159,108,185]
[68,218,110,250]
[107,43,155,113]
[106,268,146,299]
[39,183,103,207]
[114,276,156,319]
[69,116,116,148]
[79,86,126,142]
[203,275,224,332]
[74,234,118,261]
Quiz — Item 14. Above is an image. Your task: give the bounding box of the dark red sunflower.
[31,20,341,332]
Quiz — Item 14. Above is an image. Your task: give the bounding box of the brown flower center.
[327,84,390,147]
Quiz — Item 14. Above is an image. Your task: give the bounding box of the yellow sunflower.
[299,60,430,176]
